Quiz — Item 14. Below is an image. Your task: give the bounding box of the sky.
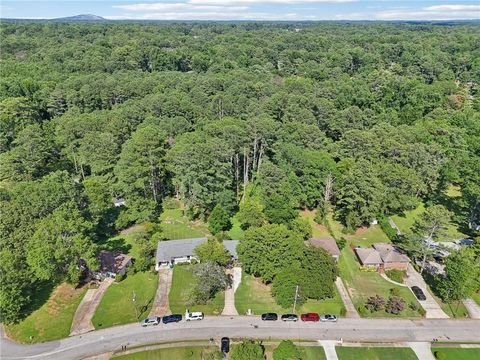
[1,0,479,21]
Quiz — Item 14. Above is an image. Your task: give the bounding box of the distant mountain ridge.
[53,14,105,21]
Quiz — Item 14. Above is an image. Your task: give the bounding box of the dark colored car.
[281,314,298,322]
[221,337,230,353]
[162,314,182,324]
[301,313,320,322]
[411,286,427,301]
[261,313,278,321]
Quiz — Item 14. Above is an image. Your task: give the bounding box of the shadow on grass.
[98,237,132,254]
[17,282,56,322]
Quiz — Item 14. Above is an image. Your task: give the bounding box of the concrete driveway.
[69,278,113,336]
[335,277,360,318]
[222,267,241,316]
[404,265,449,319]
[149,268,173,317]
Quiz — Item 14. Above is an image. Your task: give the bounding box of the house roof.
[306,237,341,257]
[355,247,383,265]
[98,250,132,274]
[156,238,207,264]
[373,243,410,263]
[223,240,239,258]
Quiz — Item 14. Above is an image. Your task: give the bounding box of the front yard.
[169,265,224,315]
[6,283,87,343]
[431,347,480,360]
[235,273,345,316]
[113,346,219,359]
[92,272,158,329]
[336,346,418,360]
[338,244,422,318]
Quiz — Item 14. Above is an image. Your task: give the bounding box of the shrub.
[208,204,232,235]
[273,340,301,360]
[385,296,406,314]
[409,301,418,311]
[357,305,369,316]
[365,294,386,312]
[385,269,405,284]
[337,237,347,250]
[114,274,124,282]
[389,287,400,297]
[190,258,198,265]
[378,216,397,240]
[434,351,447,360]
[288,217,312,240]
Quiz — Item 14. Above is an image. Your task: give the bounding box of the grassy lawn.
[439,300,469,318]
[235,273,345,316]
[113,346,219,359]
[300,210,331,238]
[92,272,158,329]
[392,203,467,241]
[338,246,422,318]
[336,347,418,360]
[169,265,224,315]
[160,208,209,240]
[431,348,480,360]
[301,346,327,359]
[343,225,390,247]
[99,224,147,259]
[228,214,245,240]
[6,283,87,343]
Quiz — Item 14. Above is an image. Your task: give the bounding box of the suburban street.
[2,317,480,360]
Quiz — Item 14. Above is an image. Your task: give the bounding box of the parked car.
[261,313,278,321]
[140,316,161,327]
[221,337,230,353]
[411,286,427,300]
[185,310,204,321]
[281,314,298,322]
[300,313,319,322]
[320,314,338,322]
[162,314,182,324]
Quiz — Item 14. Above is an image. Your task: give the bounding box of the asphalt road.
[2,317,480,360]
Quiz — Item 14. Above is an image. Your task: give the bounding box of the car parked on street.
[281,314,298,322]
[185,310,204,321]
[261,313,278,321]
[300,313,319,322]
[320,314,337,322]
[140,316,161,327]
[221,337,230,353]
[162,314,182,324]
[411,286,427,300]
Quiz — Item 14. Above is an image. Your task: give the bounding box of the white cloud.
[105,11,319,20]
[375,4,480,20]
[114,3,247,12]
[189,0,355,4]
[425,5,480,12]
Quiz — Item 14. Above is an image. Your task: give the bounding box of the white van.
[185,309,204,321]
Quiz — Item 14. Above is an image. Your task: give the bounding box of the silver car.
[320,314,337,322]
[141,316,161,327]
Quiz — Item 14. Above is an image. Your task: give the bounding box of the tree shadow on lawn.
[98,237,132,255]
[17,282,56,322]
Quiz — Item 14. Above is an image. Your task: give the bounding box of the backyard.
[235,273,345,316]
[336,346,418,360]
[169,265,224,315]
[6,283,87,343]
[92,272,158,329]
[159,208,209,240]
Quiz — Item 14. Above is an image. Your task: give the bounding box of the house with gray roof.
[155,238,240,270]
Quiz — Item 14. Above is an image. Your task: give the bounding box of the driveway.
[463,298,480,319]
[404,265,449,319]
[149,268,173,317]
[70,278,113,336]
[335,277,360,318]
[222,267,240,316]
[407,342,436,360]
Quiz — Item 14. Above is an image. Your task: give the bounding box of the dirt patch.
[46,284,83,316]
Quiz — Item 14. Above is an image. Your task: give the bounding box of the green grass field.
[99,224,148,259]
[300,210,331,238]
[169,265,224,315]
[113,346,220,359]
[92,272,158,329]
[6,283,87,343]
[431,347,480,360]
[235,273,345,316]
[159,209,209,240]
[472,292,480,306]
[336,346,418,360]
[301,346,327,359]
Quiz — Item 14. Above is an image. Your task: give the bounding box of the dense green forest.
[1,22,479,323]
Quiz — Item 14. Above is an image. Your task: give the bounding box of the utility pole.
[293,285,299,313]
[132,290,138,320]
